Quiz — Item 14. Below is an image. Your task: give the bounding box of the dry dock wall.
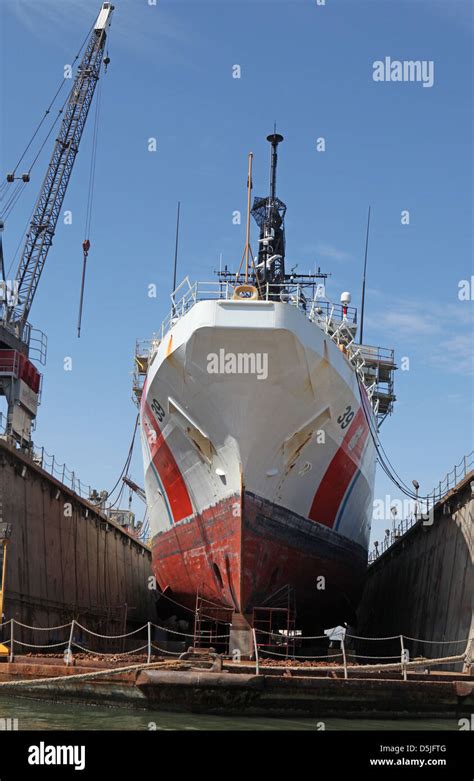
[0,439,155,637]
[357,472,473,667]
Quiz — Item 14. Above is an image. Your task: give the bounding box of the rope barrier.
[0,660,184,689]
[4,619,471,666]
[254,627,327,640]
[402,635,470,645]
[258,653,467,674]
[150,643,183,657]
[12,621,72,632]
[71,641,149,657]
[151,623,230,640]
[74,621,146,639]
[346,633,401,641]
[0,652,467,693]
[260,648,336,660]
[351,654,401,660]
[12,640,69,649]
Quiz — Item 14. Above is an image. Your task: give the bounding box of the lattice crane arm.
[6,2,114,340]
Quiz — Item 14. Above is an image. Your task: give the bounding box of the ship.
[134,134,396,645]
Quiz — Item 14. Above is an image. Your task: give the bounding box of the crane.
[0,2,114,445]
[122,476,147,504]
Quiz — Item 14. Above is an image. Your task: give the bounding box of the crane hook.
[77,239,91,338]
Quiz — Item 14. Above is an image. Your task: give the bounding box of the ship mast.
[216,132,329,298]
[251,133,287,289]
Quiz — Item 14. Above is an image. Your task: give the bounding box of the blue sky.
[0,0,472,546]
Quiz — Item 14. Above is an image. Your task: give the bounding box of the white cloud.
[370,296,474,376]
[375,310,439,335]
[316,242,352,261]
[6,0,194,64]
[429,333,474,375]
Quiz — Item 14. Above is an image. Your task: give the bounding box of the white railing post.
[9,619,14,663]
[400,635,407,681]
[147,622,151,664]
[341,636,348,679]
[252,628,259,675]
[66,620,75,665]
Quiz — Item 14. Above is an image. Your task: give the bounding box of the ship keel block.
[229,612,254,658]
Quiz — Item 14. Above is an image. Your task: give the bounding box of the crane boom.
[0,3,114,446]
[5,2,114,340]
[122,476,147,504]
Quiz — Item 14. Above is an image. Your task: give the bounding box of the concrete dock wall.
[357,472,473,668]
[0,439,155,637]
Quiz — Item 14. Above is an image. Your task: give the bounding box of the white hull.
[140,299,376,550]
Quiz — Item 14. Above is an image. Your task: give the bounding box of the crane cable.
[1,91,71,222]
[0,227,5,283]
[2,15,97,280]
[77,57,106,338]
[106,415,140,508]
[2,81,74,275]
[0,182,24,219]
[4,79,98,284]
[357,375,431,502]
[7,20,95,180]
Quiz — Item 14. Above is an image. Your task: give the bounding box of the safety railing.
[135,277,395,423]
[368,520,416,563]
[0,618,470,679]
[154,277,358,350]
[429,451,474,503]
[0,419,144,538]
[31,445,94,498]
[0,412,93,498]
[0,350,21,379]
[368,451,474,564]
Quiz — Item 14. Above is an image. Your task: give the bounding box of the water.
[0,696,459,731]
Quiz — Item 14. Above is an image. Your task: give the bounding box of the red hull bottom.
[152,491,367,631]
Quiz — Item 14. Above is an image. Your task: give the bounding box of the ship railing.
[158,277,358,344]
[368,450,474,564]
[347,343,397,426]
[146,278,393,424]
